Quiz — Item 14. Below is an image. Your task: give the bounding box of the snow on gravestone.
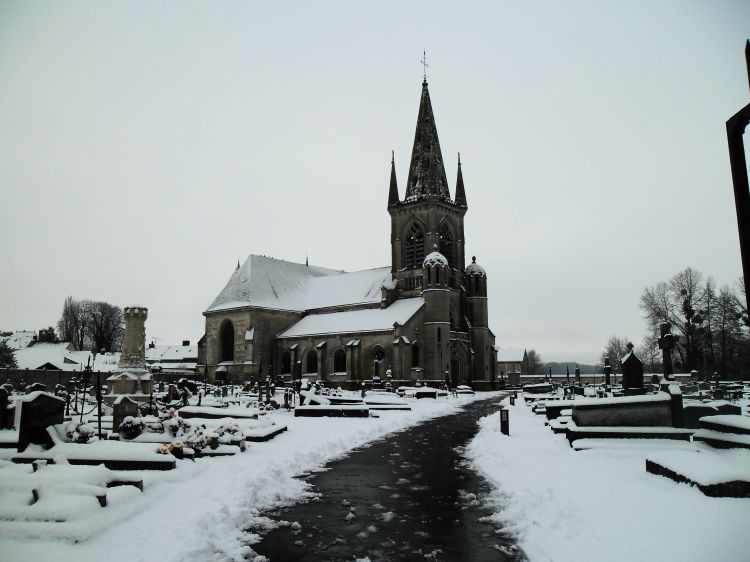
[113,395,140,434]
[16,391,65,452]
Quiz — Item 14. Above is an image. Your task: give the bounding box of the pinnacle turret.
[388,151,400,207]
[454,153,467,208]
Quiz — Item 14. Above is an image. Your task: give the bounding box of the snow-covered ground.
[0,393,491,562]
[466,397,750,562]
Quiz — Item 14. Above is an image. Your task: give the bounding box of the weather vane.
[421,50,429,82]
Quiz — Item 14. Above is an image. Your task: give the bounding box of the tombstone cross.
[657,322,675,380]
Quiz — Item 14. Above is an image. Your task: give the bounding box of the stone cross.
[658,322,675,380]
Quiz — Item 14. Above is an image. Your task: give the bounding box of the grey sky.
[1,1,748,363]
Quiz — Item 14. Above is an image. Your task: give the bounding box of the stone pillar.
[603,357,611,387]
[118,306,148,371]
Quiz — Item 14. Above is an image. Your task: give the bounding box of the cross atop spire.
[421,50,429,83]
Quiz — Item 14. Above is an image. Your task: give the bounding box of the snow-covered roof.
[14,345,121,372]
[278,298,424,338]
[0,330,36,350]
[423,250,448,267]
[206,255,392,313]
[497,348,526,362]
[145,345,197,362]
[464,257,486,276]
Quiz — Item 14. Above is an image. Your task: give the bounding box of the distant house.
[496,348,528,377]
[13,342,120,372]
[145,341,197,376]
[0,330,36,350]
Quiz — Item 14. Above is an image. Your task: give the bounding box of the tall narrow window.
[281,351,291,374]
[404,223,425,269]
[219,320,234,362]
[439,224,453,267]
[412,343,421,367]
[333,349,346,373]
[305,350,318,374]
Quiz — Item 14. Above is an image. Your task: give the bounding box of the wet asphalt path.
[250,396,524,562]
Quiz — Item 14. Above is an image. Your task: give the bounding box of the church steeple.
[388,151,400,207]
[454,152,467,208]
[404,81,450,202]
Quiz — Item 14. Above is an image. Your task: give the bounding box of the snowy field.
[0,393,491,562]
[466,397,750,562]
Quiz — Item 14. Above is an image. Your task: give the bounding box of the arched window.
[333,349,346,373]
[371,345,385,362]
[305,350,317,374]
[404,223,425,269]
[439,224,453,267]
[219,320,234,362]
[412,343,421,367]
[280,351,291,374]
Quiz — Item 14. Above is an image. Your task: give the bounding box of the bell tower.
[387,79,467,298]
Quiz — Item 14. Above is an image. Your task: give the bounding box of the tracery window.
[439,224,453,267]
[404,223,425,269]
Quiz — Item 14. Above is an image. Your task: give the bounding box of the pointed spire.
[404,80,451,202]
[454,152,467,208]
[388,151,400,206]
[745,39,750,93]
[236,260,240,270]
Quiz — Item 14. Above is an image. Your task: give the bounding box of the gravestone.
[575,366,581,383]
[16,392,65,452]
[621,343,644,395]
[159,381,165,393]
[26,382,46,394]
[113,395,139,434]
[658,322,675,380]
[167,384,177,402]
[0,387,11,429]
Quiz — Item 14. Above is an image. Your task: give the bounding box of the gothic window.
[371,345,385,362]
[219,320,234,362]
[305,350,318,373]
[404,223,425,269]
[280,351,291,374]
[333,349,346,373]
[412,343,421,367]
[439,224,453,267]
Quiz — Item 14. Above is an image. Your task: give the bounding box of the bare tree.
[640,267,706,370]
[526,349,544,376]
[637,331,660,374]
[86,301,124,353]
[600,335,629,374]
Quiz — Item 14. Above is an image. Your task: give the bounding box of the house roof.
[278,298,424,338]
[0,330,36,350]
[145,344,197,362]
[14,344,121,372]
[206,254,392,313]
[497,348,526,363]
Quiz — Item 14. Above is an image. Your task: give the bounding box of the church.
[198,79,497,390]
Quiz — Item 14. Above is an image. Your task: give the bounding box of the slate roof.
[206,255,392,313]
[278,298,424,338]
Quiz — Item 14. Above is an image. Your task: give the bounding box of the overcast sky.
[1,1,748,363]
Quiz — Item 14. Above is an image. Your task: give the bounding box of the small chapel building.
[199,79,497,389]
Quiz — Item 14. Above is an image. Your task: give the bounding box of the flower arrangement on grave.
[64,421,95,444]
[163,415,192,438]
[119,416,145,439]
[182,426,208,451]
